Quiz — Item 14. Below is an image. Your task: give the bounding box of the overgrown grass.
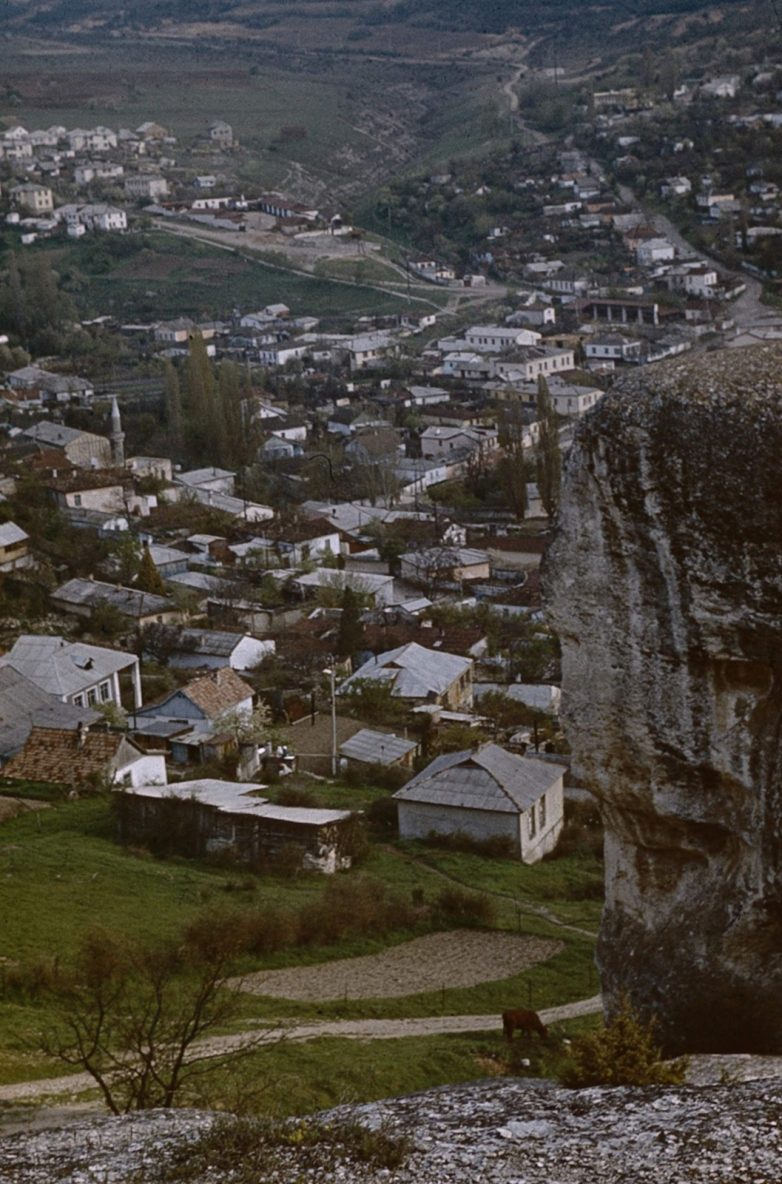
[47,232,427,322]
[0,790,600,1089]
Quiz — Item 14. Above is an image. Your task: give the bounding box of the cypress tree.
[136,545,165,595]
[535,375,561,518]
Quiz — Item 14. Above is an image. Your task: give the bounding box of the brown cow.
[502,1008,548,1041]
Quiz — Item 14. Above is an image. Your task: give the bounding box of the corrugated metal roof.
[131,778,351,826]
[340,642,470,700]
[394,743,565,812]
[0,522,28,547]
[1,634,137,697]
[339,728,417,766]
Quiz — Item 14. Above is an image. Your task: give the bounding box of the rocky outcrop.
[3,1077,782,1183]
[546,344,782,1053]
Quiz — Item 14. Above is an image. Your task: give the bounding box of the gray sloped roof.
[1,635,137,697]
[340,642,471,700]
[393,743,565,814]
[339,728,417,766]
[0,666,101,758]
[53,579,173,618]
[176,629,246,657]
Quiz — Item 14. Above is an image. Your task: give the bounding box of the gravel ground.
[236,931,564,1001]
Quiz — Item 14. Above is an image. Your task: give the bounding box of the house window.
[100,681,112,702]
[74,494,82,507]
[73,693,84,707]
[87,688,98,706]
[539,794,547,830]
[527,809,537,840]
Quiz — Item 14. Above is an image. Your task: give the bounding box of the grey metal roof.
[339,728,417,766]
[0,522,28,547]
[53,579,173,618]
[340,642,471,701]
[0,666,101,758]
[1,634,137,697]
[21,420,95,446]
[176,629,246,657]
[129,778,351,826]
[393,743,565,813]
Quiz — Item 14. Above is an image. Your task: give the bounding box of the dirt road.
[0,995,603,1105]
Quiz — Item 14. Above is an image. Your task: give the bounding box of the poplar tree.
[163,361,183,457]
[535,376,561,518]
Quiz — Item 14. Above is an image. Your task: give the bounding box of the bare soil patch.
[238,931,563,1001]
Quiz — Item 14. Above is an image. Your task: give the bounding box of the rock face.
[3,1078,782,1183]
[546,344,782,1053]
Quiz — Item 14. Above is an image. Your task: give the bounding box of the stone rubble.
[2,1076,782,1183]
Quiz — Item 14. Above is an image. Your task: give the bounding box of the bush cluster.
[424,829,517,859]
[160,1114,411,1182]
[559,996,688,1088]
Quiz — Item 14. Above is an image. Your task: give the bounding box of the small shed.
[393,743,565,863]
[339,728,419,770]
[115,779,356,873]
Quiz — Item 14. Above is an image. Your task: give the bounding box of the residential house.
[585,334,643,363]
[160,629,274,672]
[339,728,418,771]
[9,183,54,214]
[208,120,234,147]
[20,421,111,467]
[637,237,676,266]
[2,724,165,790]
[0,666,102,762]
[393,743,565,863]
[124,174,169,200]
[400,547,490,589]
[0,634,142,709]
[420,426,498,461]
[339,641,473,710]
[463,325,542,350]
[135,667,255,727]
[114,779,355,874]
[0,522,31,572]
[51,578,181,628]
[9,369,94,407]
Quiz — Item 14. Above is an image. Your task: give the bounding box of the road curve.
[0,996,603,1104]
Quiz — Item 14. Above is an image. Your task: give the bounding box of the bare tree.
[40,924,249,1114]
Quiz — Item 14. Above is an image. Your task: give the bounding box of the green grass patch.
[48,231,428,322]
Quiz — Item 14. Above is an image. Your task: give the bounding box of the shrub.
[275,785,319,808]
[367,795,398,836]
[549,798,604,862]
[160,1114,411,1182]
[559,996,688,1088]
[424,829,516,859]
[433,887,496,928]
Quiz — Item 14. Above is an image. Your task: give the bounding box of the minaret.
[111,396,125,468]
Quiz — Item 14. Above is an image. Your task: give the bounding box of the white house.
[165,630,274,672]
[393,743,565,863]
[0,635,143,709]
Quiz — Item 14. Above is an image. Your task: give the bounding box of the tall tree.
[337,585,364,664]
[497,404,528,521]
[535,376,561,519]
[163,361,183,457]
[136,545,165,595]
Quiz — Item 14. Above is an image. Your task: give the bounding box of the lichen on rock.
[546,343,782,1053]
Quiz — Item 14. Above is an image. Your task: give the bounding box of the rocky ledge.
[2,1076,782,1183]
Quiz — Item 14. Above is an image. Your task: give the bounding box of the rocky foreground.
[2,1076,782,1183]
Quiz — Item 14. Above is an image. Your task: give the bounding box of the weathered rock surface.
[546,343,782,1052]
[2,1077,782,1183]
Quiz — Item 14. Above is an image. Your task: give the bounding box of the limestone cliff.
[546,343,782,1053]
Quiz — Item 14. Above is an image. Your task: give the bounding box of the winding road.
[0,994,603,1105]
